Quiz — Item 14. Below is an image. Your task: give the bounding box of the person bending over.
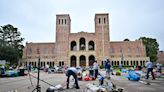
[65,67,80,89]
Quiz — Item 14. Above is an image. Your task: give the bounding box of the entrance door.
[70,56,76,67]
[80,55,86,67]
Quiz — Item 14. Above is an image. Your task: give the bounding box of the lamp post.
[32,48,41,92]
[36,48,41,92]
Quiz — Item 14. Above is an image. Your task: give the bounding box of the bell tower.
[95,13,110,61]
[56,14,71,65]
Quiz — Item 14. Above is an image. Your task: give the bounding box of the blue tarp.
[127,70,140,81]
[6,70,19,77]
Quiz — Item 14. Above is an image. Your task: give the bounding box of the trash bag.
[46,86,55,92]
[128,70,140,81]
[84,75,90,81]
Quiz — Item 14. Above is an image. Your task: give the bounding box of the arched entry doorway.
[89,55,95,66]
[70,55,76,67]
[80,55,86,66]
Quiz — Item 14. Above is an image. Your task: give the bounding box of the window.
[104,18,106,24]
[70,41,77,51]
[59,19,60,24]
[65,19,66,24]
[28,56,32,59]
[99,18,101,24]
[136,47,140,53]
[44,48,48,54]
[88,41,95,50]
[119,48,123,53]
[79,38,86,50]
[136,55,140,57]
[128,55,131,57]
[59,61,64,66]
[52,48,56,54]
[36,48,40,54]
[111,55,114,58]
[128,47,131,53]
[62,19,63,24]
[28,48,32,54]
[110,48,114,53]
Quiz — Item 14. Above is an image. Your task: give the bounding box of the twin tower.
[55,13,110,66]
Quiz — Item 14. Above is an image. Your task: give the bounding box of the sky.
[0,0,164,51]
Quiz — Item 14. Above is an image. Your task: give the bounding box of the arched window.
[117,61,119,66]
[70,41,77,51]
[121,61,123,65]
[62,61,64,66]
[47,62,49,65]
[127,61,129,66]
[70,55,76,67]
[136,61,139,66]
[59,19,60,24]
[134,61,136,66]
[79,38,86,50]
[131,61,133,66]
[52,62,54,67]
[41,62,43,67]
[124,61,126,66]
[34,62,37,67]
[43,62,45,66]
[79,55,86,66]
[50,62,52,67]
[62,19,63,24]
[65,19,66,24]
[111,61,114,66]
[143,61,145,66]
[104,18,106,24]
[88,41,95,50]
[140,61,143,66]
[99,18,101,24]
[59,61,61,66]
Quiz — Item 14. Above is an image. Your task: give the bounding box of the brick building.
[157,51,164,65]
[23,13,149,67]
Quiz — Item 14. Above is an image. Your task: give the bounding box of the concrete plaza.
[0,70,164,92]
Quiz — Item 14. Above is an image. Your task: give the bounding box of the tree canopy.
[0,24,24,65]
[124,38,130,41]
[138,37,159,62]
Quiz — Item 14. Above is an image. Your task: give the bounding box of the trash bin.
[19,69,24,76]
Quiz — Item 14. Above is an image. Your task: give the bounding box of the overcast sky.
[0,0,164,51]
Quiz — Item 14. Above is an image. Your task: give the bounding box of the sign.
[0,60,6,65]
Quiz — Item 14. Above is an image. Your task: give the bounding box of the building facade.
[157,51,164,65]
[23,13,149,67]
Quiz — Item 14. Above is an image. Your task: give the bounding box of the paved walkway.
[101,71,164,92]
[0,70,164,92]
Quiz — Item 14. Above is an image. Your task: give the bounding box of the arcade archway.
[79,55,86,66]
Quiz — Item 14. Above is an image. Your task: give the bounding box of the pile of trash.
[85,80,124,92]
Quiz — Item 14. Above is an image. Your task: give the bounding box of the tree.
[0,24,24,65]
[138,37,159,62]
[124,38,130,41]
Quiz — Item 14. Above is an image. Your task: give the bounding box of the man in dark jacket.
[66,67,80,89]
